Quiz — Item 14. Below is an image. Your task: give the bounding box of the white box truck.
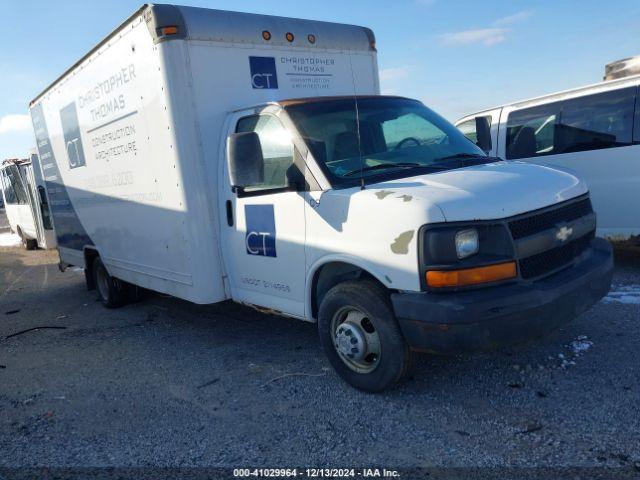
[30,4,613,391]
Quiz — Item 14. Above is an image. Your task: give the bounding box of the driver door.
[219,109,308,317]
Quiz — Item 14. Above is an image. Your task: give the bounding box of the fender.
[305,253,392,321]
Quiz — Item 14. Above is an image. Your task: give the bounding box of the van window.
[556,87,635,153]
[458,116,492,145]
[506,87,636,159]
[0,166,28,205]
[0,170,17,204]
[236,115,296,191]
[506,103,560,159]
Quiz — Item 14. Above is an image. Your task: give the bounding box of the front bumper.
[391,237,613,354]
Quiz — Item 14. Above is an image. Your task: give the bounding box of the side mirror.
[475,116,492,153]
[227,132,264,190]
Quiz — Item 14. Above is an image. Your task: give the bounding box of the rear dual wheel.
[93,257,128,308]
[318,280,413,392]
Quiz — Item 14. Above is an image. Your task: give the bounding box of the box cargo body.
[30,4,378,304]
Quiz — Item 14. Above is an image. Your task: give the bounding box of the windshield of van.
[285,97,487,186]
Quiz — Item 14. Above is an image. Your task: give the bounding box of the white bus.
[0,154,56,249]
[455,74,640,240]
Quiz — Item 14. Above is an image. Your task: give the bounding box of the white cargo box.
[30,4,378,303]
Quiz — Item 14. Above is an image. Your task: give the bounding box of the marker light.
[308,34,316,44]
[426,262,517,288]
[161,26,179,36]
[262,30,271,41]
[455,228,479,259]
[286,32,295,42]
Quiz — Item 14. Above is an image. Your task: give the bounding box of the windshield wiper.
[433,152,487,162]
[343,162,421,177]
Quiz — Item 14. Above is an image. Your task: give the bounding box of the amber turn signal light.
[161,26,179,36]
[426,261,517,288]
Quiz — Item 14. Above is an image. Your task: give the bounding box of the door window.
[236,115,296,191]
[506,103,560,159]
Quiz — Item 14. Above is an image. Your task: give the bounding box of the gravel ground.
[0,231,639,473]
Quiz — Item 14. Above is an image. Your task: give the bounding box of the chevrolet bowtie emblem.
[556,226,573,242]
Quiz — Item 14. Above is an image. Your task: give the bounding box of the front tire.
[318,280,412,392]
[92,257,127,308]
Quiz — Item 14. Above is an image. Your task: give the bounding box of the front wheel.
[318,280,413,392]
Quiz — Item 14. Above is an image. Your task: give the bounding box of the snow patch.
[569,335,593,354]
[602,285,640,305]
[0,233,21,247]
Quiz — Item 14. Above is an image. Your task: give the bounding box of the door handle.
[226,200,234,226]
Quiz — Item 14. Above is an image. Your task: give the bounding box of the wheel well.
[83,248,100,290]
[310,262,385,320]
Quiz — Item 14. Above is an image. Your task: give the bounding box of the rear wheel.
[318,279,413,392]
[23,237,37,250]
[18,228,37,250]
[92,257,127,308]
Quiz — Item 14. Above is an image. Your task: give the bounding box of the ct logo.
[66,138,82,168]
[248,56,279,90]
[246,231,272,255]
[59,102,86,169]
[251,73,275,89]
[244,204,277,257]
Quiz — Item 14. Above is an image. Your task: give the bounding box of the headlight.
[455,228,479,259]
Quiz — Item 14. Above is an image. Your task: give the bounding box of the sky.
[2,0,640,159]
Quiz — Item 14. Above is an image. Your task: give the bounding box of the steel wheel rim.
[330,306,381,373]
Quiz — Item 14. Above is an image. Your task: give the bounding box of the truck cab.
[220,95,613,390]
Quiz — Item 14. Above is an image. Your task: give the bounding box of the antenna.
[348,54,366,190]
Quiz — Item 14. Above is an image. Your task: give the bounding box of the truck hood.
[367,161,587,222]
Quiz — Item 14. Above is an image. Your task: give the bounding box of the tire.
[92,257,127,308]
[18,228,37,250]
[24,238,37,250]
[318,279,413,392]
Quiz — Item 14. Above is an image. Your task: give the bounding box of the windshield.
[285,97,487,186]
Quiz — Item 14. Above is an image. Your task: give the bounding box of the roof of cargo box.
[29,4,375,105]
[156,4,375,50]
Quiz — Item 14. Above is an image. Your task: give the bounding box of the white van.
[0,155,56,249]
[455,74,640,241]
[30,4,613,391]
